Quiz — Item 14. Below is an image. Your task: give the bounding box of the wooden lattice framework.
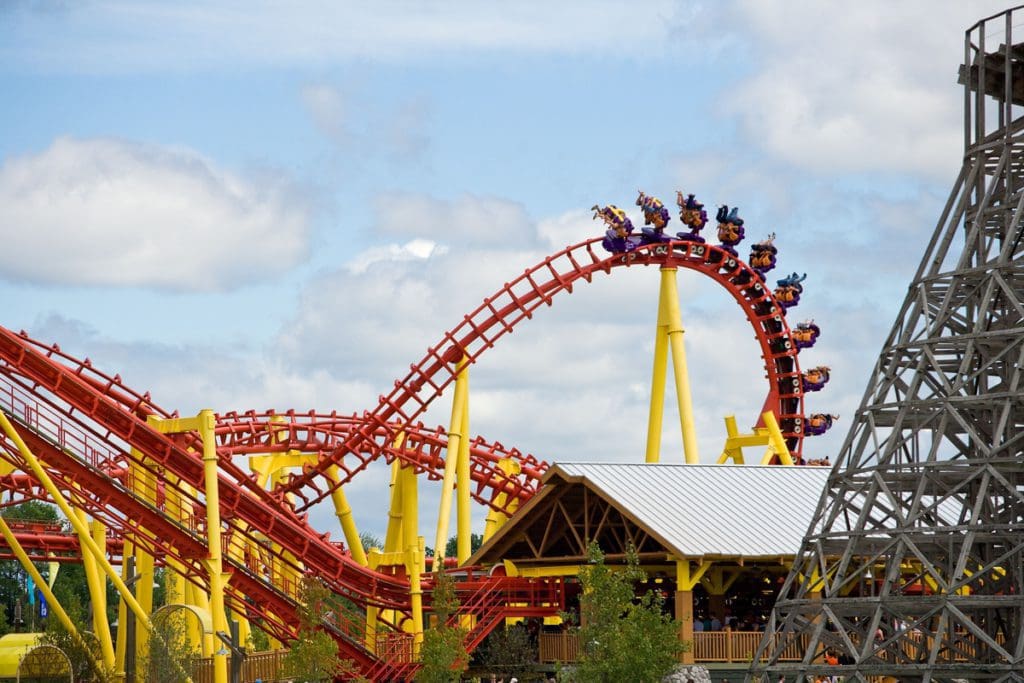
[751,7,1024,682]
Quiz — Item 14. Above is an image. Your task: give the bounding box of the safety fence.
[190,649,286,683]
[539,631,807,664]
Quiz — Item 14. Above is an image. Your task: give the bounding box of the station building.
[471,462,830,669]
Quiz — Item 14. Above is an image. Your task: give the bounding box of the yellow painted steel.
[325,465,368,566]
[435,356,469,562]
[152,410,229,683]
[128,448,156,667]
[0,412,159,638]
[675,559,713,591]
[645,269,672,463]
[661,269,700,463]
[482,458,522,542]
[717,412,793,465]
[0,513,96,667]
[455,377,472,565]
[74,511,114,668]
[399,463,424,653]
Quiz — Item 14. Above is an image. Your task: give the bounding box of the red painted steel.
[280,238,805,508]
[0,237,804,679]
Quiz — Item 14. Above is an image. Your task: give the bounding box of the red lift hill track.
[0,235,813,680]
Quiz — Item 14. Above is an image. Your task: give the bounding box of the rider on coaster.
[715,205,745,256]
[636,190,672,244]
[594,204,640,253]
[676,191,708,243]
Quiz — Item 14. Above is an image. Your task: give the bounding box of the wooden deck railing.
[539,631,807,664]
[191,649,287,683]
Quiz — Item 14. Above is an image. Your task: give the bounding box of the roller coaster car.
[749,234,778,280]
[792,320,821,350]
[715,205,746,254]
[806,413,838,436]
[802,366,831,392]
[636,190,671,232]
[594,204,641,253]
[774,272,807,310]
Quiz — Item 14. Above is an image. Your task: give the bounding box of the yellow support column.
[662,269,700,463]
[399,463,424,654]
[152,410,229,683]
[326,465,368,566]
[75,511,115,669]
[645,269,672,463]
[0,412,190,679]
[455,373,472,564]
[483,458,522,541]
[198,410,229,683]
[435,357,469,562]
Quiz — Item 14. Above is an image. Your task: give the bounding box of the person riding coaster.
[806,413,839,436]
[594,204,641,253]
[774,272,807,309]
[792,320,821,350]
[636,190,673,244]
[715,204,745,256]
[802,366,831,392]
[749,233,778,280]
[675,191,708,243]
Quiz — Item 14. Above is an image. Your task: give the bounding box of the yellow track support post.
[74,509,115,668]
[716,411,793,465]
[326,465,368,566]
[399,463,424,654]
[483,458,522,542]
[646,268,700,463]
[0,412,189,679]
[128,448,156,667]
[662,269,700,463]
[645,269,672,463]
[151,410,229,683]
[435,356,469,563]
[455,373,472,565]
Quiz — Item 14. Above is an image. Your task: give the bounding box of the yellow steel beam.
[661,269,700,463]
[152,410,229,683]
[435,356,469,562]
[645,270,672,463]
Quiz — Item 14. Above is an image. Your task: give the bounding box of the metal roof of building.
[545,462,831,559]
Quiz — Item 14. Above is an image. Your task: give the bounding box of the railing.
[191,649,287,683]
[539,631,808,664]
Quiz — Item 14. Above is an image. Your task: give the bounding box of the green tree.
[565,543,685,683]
[416,571,468,683]
[282,577,360,682]
[478,622,537,681]
[0,501,61,631]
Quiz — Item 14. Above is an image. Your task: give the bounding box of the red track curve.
[0,236,807,679]
[281,237,806,509]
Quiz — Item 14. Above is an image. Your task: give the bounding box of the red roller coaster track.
[0,236,806,680]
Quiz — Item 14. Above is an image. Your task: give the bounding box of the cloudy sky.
[1,1,1013,541]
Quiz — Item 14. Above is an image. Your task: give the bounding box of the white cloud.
[6,1,693,73]
[729,0,1011,178]
[372,192,534,247]
[345,239,447,274]
[0,137,310,291]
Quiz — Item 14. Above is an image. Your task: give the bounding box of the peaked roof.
[473,462,831,564]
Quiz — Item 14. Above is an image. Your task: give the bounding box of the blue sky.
[0,0,1013,539]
